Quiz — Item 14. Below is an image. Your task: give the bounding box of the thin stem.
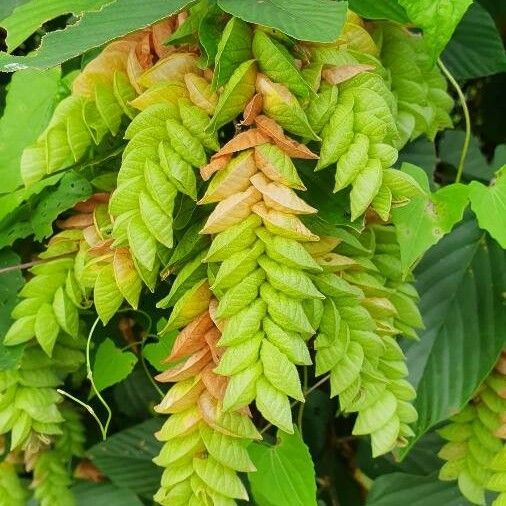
[0,254,73,275]
[86,317,112,440]
[438,58,471,183]
[57,389,107,439]
[140,339,164,398]
[261,374,330,435]
[297,367,308,434]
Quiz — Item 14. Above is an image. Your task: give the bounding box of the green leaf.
[213,16,253,89]
[252,30,311,98]
[72,482,143,506]
[441,3,506,80]
[208,59,257,131]
[0,1,28,21]
[0,0,193,72]
[439,130,493,181]
[398,0,472,61]
[31,171,92,240]
[401,216,506,454]
[391,164,469,273]
[92,338,138,392]
[217,0,348,43]
[397,138,437,182]
[248,428,317,506]
[366,472,467,506]
[143,331,178,372]
[87,418,162,499]
[1,0,109,51]
[198,3,225,68]
[0,249,24,336]
[94,264,124,325]
[0,67,60,193]
[469,166,506,248]
[348,0,409,23]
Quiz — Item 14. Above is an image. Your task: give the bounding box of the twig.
[0,254,73,275]
[261,374,330,435]
[438,58,471,184]
[56,318,112,441]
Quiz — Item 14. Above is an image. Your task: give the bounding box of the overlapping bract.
[1,6,458,505]
[0,460,28,506]
[153,309,259,505]
[309,225,422,456]
[378,23,454,147]
[19,19,181,187]
[439,353,506,506]
[108,51,219,281]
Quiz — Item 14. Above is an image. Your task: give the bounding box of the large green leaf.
[87,418,163,499]
[0,0,193,72]
[439,130,493,182]
[0,249,24,334]
[143,331,177,372]
[442,3,506,80]
[0,249,25,371]
[248,428,317,506]
[469,166,506,248]
[348,0,409,23]
[366,472,468,506]
[398,0,472,61]
[72,482,143,506]
[402,216,506,453]
[31,171,92,240]
[391,164,469,274]
[92,338,138,393]
[217,0,348,43]
[0,67,60,193]
[1,0,109,51]
[0,0,28,20]
[397,138,437,182]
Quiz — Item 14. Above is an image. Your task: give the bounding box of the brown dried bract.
[242,93,263,126]
[322,64,375,85]
[200,154,231,181]
[254,115,318,159]
[211,129,270,159]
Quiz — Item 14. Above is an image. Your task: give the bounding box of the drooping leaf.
[468,166,506,248]
[217,0,348,43]
[441,3,506,80]
[398,0,472,61]
[1,0,110,51]
[0,67,60,193]
[401,216,506,454]
[0,0,194,71]
[248,428,318,506]
[391,164,469,273]
[92,338,138,392]
[87,418,163,499]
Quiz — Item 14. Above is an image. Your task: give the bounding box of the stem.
[0,254,73,275]
[261,374,330,435]
[297,367,308,434]
[140,339,164,398]
[438,58,471,183]
[57,389,107,439]
[85,317,112,440]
